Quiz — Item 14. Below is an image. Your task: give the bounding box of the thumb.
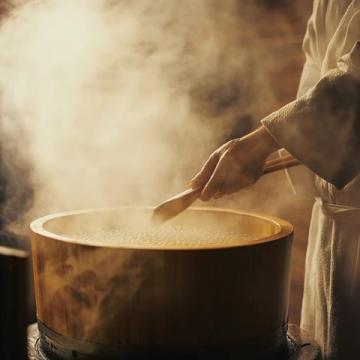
[200,159,227,200]
[189,152,220,190]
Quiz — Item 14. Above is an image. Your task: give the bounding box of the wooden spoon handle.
[263,156,300,174]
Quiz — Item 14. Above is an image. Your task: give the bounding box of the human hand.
[190,126,280,201]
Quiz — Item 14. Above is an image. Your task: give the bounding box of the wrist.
[249,125,280,157]
[260,125,280,152]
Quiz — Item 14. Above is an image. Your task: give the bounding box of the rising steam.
[0,0,281,237]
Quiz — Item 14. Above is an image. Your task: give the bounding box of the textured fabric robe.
[261,1,360,358]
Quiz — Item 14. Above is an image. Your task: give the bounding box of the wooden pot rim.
[30,206,293,251]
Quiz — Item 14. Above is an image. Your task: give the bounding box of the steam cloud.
[0,0,295,239]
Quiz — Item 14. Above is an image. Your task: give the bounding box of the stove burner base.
[28,323,321,360]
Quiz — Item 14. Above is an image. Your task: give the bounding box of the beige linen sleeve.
[262,42,360,189]
[296,0,325,97]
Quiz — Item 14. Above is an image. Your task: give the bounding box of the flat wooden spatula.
[151,187,202,225]
[152,154,300,225]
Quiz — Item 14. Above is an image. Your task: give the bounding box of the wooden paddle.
[152,154,300,224]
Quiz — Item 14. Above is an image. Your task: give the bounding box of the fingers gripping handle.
[152,155,300,224]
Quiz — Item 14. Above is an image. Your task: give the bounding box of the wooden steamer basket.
[31,207,293,359]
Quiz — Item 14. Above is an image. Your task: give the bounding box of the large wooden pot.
[31,207,293,359]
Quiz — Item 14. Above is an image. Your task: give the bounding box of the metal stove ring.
[36,320,291,359]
